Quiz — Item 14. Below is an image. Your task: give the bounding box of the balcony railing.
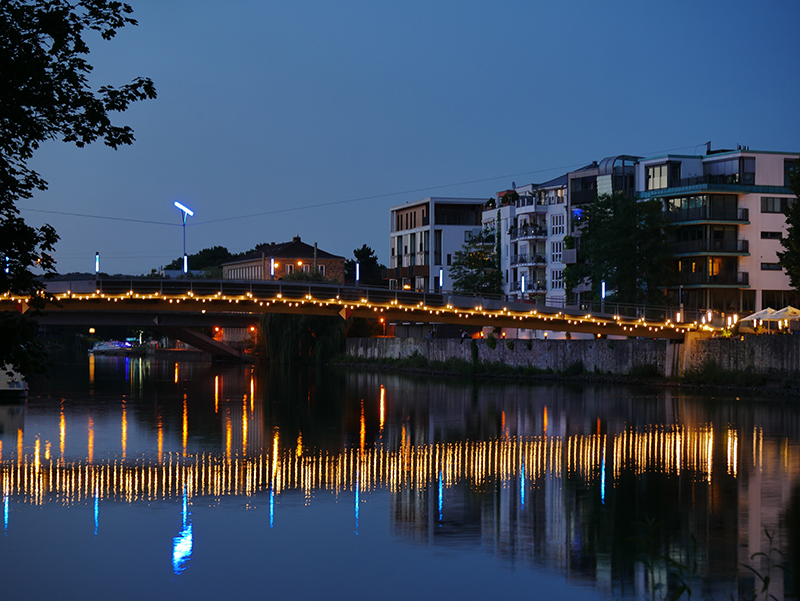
[672,239,749,255]
[678,271,749,286]
[509,225,547,241]
[665,207,749,223]
[510,253,547,266]
[510,279,547,293]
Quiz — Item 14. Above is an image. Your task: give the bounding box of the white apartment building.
[387,197,485,291]
[482,176,569,307]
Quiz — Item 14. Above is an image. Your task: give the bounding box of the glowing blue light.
[355,262,360,284]
[95,252,99,274]
[94,488,99,536]
[270,257,275,278]
[269,485,274,529]
[520,460,526,510]
[439,268,443,288]
[521,274,526,294]
[183,254,188,274]
[438,470,443,524]
[600,454,606,505]
[601,280,606,300]
[172,488,193,574]
[354,474,360,535]
[3,493,8,534]
[173,201,194,217]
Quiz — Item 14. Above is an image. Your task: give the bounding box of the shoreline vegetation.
[333,352,800,397]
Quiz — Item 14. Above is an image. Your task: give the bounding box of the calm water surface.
[1,353,799,600]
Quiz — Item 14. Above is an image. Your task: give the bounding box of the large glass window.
[646,164,668,190]
[761,196,795,213]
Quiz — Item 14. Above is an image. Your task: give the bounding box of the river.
[1,353,798,600]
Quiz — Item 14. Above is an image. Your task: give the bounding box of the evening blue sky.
[22,0,800,274]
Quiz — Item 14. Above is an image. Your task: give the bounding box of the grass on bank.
[336,352,782,389]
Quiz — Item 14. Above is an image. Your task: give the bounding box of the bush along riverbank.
[334,351,800,396]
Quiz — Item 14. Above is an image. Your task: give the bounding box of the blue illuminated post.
[95,252,100,275]
[355,262,360,285]
[521,274,526,294]
[439,267,443,291]
[601,280,606,313]
[270,257,275,280]
[174,201,194,277]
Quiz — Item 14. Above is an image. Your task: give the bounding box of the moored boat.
[1,365,28,401]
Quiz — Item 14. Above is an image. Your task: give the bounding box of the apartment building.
[387,197,485,291]
[636,147,799,313]
[483,176,569,306]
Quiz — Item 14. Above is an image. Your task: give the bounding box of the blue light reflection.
[94,487,99,536]
[172,488,193,574]
[438,470,443,524]
[3,492,8,534]
[520,460,526,510]
[269,485,274,529]
[354,473,360,536]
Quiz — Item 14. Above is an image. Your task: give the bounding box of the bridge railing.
[45,278,714,326]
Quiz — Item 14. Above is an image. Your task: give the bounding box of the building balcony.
[510,253,547,267]
[510,280,547,293]
[665,207,749,224]
[509,225,548,242]
[677,271,749,287]
[672,239,749,255]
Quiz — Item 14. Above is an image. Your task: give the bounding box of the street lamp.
[174,201,194,277]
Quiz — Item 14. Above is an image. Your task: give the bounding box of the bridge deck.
[0,278,706,340]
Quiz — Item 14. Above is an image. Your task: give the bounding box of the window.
[319,265,325,276]
[551,214,565,236]
[551,241,563,263]
[464,231,473,242]
[786,159,797,187]
[302,264,310,274]
[447,254,452,266]
[551,269,563,290]
[286,264,294,275]
[761,196,795,213]
[761,263,782,271]
[761,231,782,239]
[646,164,668,190]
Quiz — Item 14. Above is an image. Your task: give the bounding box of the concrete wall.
[347,337,670,375]
[347,334,800,377]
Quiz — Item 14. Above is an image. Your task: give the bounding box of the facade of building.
[635,148,799,313]
[387,197,485,291]
[483,176,569,306]
[221,236,345,283]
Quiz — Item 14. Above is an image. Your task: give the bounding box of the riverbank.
[334,354,800,397]
[342,336,800,396]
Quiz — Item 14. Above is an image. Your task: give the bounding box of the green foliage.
[564,192,673,304]
[260,313,344,365]
[164,246,233,272]
[777,158,800,290]
[505,340,515,351]
[486,333,496,349]
[562,360,584,376]
[450,227,503,295]
[524,340,532,351]
[344,244,386,286]
[682,360,765,387]
[470,338,479,364]
[1,0,156,376]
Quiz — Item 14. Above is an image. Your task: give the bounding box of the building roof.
[222,236,344,266]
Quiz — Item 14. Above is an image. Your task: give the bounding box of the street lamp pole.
[174,202,194,277]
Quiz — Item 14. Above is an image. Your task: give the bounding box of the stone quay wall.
[346,335,800,377]
[347,337,674,375]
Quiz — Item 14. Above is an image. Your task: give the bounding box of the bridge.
[1,278,704,360]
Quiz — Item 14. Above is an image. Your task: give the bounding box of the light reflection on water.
[0,354,798,600]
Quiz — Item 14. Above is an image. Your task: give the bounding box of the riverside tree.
[450,226,503,296]
[0,0,156,376]
[344,244,386,285]
[777,159,800,290]
[563,192,672,305]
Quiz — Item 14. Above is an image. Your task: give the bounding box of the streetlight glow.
[173,201,194,217]
[174,201,194,278]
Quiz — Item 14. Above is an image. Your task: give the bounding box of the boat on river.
[88,340,144,356]
[1,365,28,401]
